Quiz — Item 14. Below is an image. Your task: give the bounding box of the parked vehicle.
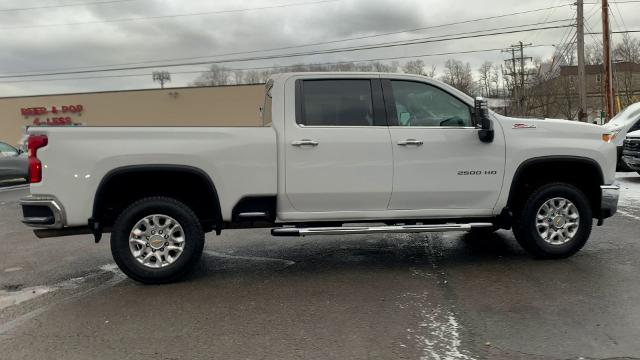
[0,141,28,184]
[602,102,640,170]
[20,73,620,284]
[622,130,640,174]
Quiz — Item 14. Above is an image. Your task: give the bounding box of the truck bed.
[29,126,277,226]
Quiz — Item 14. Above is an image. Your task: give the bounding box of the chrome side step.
[271,223,494,237]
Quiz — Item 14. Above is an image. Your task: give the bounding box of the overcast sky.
[0,0,637,96]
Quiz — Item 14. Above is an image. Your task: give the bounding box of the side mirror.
[474,97,494,143]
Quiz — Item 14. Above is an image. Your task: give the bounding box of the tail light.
[28,135,48,183]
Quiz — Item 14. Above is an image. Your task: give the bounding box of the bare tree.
[614,34,640,107]
[245,70,262,84]
[478,61,493,97]
[192,65,231,86]
[441,59,474,94]
[615,33,640,62]
[233,70,245,85]
[490,64,501,97]
[425,65,437,78]
[558,75,578,119]
[527,58,557,118]
[370,61,398,73]
[585,43,603,65]
[403,59,426,75]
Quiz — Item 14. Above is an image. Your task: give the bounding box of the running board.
[271,223,493,237]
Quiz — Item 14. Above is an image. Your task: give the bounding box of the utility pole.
[577,0,588,122]
[501,64,508,115]
[503,42,532,115]
[602,0,615,121]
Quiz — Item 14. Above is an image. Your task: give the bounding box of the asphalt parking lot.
[1,175,639,360]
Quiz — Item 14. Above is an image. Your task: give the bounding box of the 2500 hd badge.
[457,170,498,175]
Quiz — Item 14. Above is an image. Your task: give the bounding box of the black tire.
[111,197,204,284]
[513,183,593,259]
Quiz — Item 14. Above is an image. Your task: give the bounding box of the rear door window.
[298,80,375,126]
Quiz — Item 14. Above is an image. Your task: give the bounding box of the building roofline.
[0,83,266,100]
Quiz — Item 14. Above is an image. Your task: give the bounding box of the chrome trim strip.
[20,195,66,229]
[272,223,493,237]
[238,212,268,219]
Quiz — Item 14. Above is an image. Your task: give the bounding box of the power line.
[0,0,340,30]
[586,29,640,34]
[0,0,139,12]
[0,45,556,84]
[6,11,576,75]
[0,23,573,79]
[527,0,565,44]
[585,0,640,3]
[613,1,630,33]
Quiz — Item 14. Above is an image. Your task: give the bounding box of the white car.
[20,72,620,283]
[602,102,640,169]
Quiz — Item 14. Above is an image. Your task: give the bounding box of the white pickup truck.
[21,72,620,283]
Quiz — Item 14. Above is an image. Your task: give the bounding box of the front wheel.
[111,197,205,284]
[513,183,593,259]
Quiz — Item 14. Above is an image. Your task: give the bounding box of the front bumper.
[20,195,66,229]
[622,153,640,170]
[600,184,620,219]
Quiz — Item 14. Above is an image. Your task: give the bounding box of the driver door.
[383,79,505,214]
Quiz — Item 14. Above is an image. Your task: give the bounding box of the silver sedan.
[0,141,28,184]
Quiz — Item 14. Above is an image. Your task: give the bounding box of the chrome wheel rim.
[129,214,185,268]
[536,197,580,245]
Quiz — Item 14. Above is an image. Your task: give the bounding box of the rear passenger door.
[284,77,393,212]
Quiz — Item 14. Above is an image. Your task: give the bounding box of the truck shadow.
[181,230,528,283]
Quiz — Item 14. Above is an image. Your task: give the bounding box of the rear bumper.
[600,184,620,219]
[20,195,66,229]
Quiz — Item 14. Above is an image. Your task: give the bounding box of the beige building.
[0,84,266,146]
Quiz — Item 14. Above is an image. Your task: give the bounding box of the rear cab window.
[296,79,386,126]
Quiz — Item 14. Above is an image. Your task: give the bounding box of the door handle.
[397,139,423,146]
[292,139,319,147]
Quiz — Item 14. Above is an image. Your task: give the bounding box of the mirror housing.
[474,97,494,143]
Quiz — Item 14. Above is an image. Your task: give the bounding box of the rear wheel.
[513,183,592,259]
[111,197,204,284]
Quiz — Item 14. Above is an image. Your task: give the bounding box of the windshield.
[0,141,18,155]
[608,103,640,126]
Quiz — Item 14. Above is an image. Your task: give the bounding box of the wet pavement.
[0,174,639,360]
